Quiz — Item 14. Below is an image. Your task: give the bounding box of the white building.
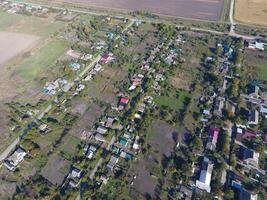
[196,158,213,193]
[4,147,26,171]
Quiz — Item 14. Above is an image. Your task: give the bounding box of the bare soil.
[56,0,224,21]
[0,32,39,67]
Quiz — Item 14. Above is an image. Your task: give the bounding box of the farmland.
[55,0,225,21]
[235,0,267,26]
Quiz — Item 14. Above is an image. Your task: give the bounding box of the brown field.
[235,0,267,26]
[56,0,224,21]
[0,32,39,68]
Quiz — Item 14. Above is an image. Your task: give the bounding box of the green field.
[0,10,65,37]
[256,64,267,81]
[155,91,191,111]
[15,39,69,80]
[0,10,19,31]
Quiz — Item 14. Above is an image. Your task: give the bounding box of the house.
[132,136,140,150]
[129,74,144,91]
[95,133,106,143]
[248,110,259,125]
[4,147,26,171]
[69,63,80,71]
[66,49,81,59]
[69,180,79,188]
[247,41,264,51]
[178,185,193,200]
[118,97,130,110]
[196,157,213,193]
[206,127,220,151]
[71,167,82,179]
[105,117,115,128]
[100,175,108,185]
[119,151,133,161]
[101,53,114,64]
[239,188,258,200]
[97,126,108,135]
[86,145,97,159]
[248,85,260,98]
[236,130,257,141]
[80,53,92,61]
[260,105,267,116]
[240,147,259,167]
[76,84,85,92]
[38,123,50,134]
[107,155,119,170]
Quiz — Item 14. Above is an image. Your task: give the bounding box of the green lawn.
[256,64,267,81]
[155,91,191,111]
[0,10,19,31]
[15,39,69,80]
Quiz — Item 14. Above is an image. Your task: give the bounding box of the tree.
[229,154,237,168]
[224,188,235,200]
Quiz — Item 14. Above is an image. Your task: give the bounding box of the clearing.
[235,0,267,26]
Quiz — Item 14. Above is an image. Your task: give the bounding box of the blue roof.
[260,106,267,114]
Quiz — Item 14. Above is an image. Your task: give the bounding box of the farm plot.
[56,0,224,21]
[41,154,71,186]
[235,0,267,26]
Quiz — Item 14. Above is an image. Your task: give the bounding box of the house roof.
[236,130,257,141]
[260,105,267,114]
[120,97,129,104]
[209,127,220,139]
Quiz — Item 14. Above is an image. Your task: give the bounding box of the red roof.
[236,130,257,141]
[120,97,129,105]
[210,127,220,138]
[102,54,109,60]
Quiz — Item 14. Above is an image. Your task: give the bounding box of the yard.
[235,0,267,26]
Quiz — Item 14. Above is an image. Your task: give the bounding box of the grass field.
[155,91,191,111]
[256,64,267,81]
[235,0,267,26]
[15,39,69,80]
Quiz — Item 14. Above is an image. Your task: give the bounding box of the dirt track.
[56,0,224,21]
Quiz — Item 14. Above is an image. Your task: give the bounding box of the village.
[0,1,267,200]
